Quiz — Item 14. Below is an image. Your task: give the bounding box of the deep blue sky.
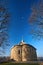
[1,0,43,57]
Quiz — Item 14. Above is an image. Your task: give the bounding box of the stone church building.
[10,40,37,61]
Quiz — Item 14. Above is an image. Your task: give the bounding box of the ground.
[0,62,39,65]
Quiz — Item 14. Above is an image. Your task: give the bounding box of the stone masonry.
[10,40,37,61]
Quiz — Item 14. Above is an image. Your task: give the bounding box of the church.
[10,40,37,61]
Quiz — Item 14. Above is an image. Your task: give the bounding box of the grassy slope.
[0,63,39,65]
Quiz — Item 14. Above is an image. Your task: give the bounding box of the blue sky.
[1,0,43,57]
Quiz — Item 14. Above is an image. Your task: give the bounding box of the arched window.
[18,50,20,54]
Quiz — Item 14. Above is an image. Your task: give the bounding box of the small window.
[18,50,20,54]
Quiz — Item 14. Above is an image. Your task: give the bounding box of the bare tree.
[0,6,10,55]
[29,0,43,39]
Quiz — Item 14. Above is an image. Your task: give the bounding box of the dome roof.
[11,39,36,50]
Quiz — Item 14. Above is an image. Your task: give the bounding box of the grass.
[0,62,40,65]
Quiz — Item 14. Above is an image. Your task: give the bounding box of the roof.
[12,43,36,50]
[11,40,36,50]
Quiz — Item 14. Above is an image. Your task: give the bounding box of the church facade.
[10,40,37,61]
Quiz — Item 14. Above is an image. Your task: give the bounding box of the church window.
[18,50,20,54]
